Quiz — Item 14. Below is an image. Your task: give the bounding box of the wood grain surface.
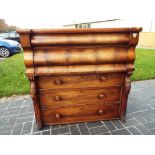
[37,73,123,90]
[17,27,142,128]
[39,87,121,108]
[41,103,120,125]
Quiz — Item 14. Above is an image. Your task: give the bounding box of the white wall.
[91,19,155,32]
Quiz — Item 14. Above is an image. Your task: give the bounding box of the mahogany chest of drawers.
[17,27,142,129]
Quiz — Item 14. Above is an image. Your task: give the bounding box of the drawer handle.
[55,79,63,85]
[55,113,61,119]
[54,95,62,101]
[98,109,104,115]
[100,76,107,81]
[98,93,106,99]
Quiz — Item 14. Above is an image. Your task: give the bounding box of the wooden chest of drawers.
[17,27,142,129]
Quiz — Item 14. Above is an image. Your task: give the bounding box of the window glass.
[9,32,16,38]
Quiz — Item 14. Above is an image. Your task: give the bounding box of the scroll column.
[119,71,132,122]
[29,76,43,129]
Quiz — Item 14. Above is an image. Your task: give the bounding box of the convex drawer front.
[37,73,123,90]
[39,87,121,108]
[41,104,119,125]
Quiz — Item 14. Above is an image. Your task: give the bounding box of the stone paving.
[0,79,155,135]
[0,57,6,62]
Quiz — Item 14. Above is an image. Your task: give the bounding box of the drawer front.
[37,73,123,90]
[41,104,119,124]
[39,87,121,108]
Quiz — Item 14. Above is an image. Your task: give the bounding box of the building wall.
[63,25,75,28]
[138,32,155,48]
[91,20,129,28]
[64,19,155,32]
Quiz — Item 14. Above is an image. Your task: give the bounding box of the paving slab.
[0,80,155,135]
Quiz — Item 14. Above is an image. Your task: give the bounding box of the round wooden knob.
[99,93,106,99]
[100,76,107,81]
[98,109,104,115]
[55,113,61,119]
[55,79,63,85]
[55,95,61,101]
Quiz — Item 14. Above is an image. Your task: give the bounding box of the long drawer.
[39,87,121,108]
[37,73,123,90]
[41,104,119,125]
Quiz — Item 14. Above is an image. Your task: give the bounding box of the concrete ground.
[0,57,6,62]
[0,79,155,135]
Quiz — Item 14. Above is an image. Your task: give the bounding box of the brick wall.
[138,32,155,48]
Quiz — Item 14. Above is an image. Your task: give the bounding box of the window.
[75,23,91,28]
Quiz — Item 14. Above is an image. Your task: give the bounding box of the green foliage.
[0,19,16,33]
[0,53,30,97]
[131,48,155,81]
